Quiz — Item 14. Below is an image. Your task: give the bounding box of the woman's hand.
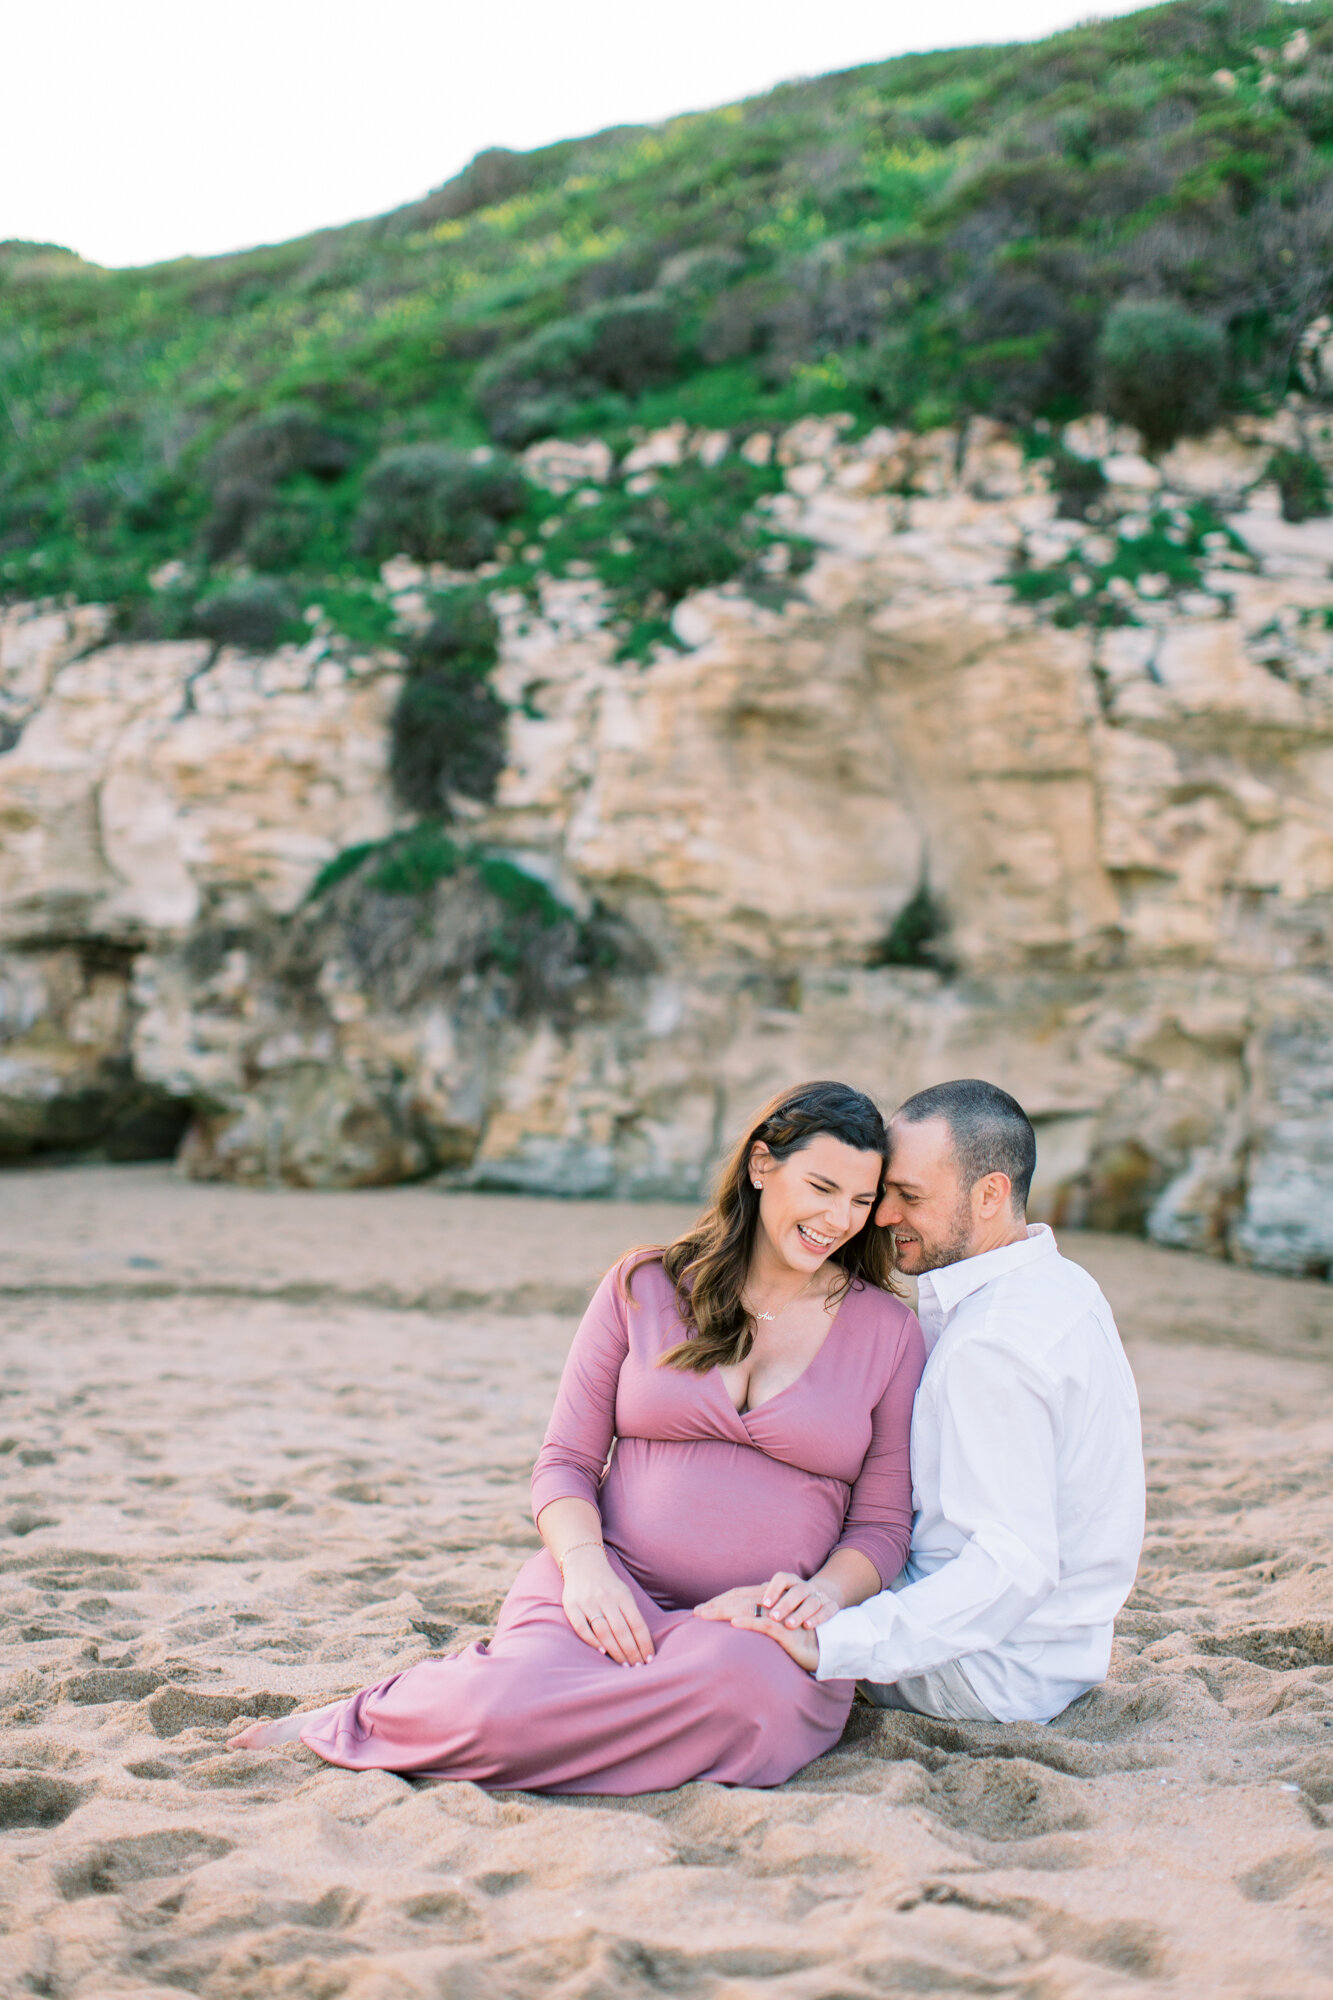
[560,1545,655,1666]
[694,1571,840,1630]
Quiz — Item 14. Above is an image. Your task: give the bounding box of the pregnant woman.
[230,1080,925,1791]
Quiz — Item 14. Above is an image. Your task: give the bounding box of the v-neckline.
[715,1290,850,1423]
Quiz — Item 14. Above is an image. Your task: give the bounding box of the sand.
[1,1163,1331,2000]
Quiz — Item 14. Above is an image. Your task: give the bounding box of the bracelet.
[556,1539,605,1577]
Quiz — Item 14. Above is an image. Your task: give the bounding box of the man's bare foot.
[227,1700,342,1751]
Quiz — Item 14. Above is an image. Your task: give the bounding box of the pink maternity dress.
[301,1258,924,1792]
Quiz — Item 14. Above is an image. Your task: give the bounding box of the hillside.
[6,0,1333,653]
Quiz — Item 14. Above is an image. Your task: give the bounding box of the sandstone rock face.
[2,416,1331,1274]
[0,618,402,1176]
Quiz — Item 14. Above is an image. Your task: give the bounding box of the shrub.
[1279,68,1333,148]
[935,154,1092,239]
[473,297,681,444]
[1094,299,1226,451]
[1268,446,1331,523]
[429,146,539,221]
[411,588,502,676]
[389,589,508,815]
[576,248,665,308]
[370,824,464,895]
[301,825,629,1025]
[623,467,807,605]
[699,281,774,365]
[583,300,680,394]
[656,245,746,300]
[238,489,343,571]
[953,263,1098,420]
[212,404,355,487]
[203,404,355,560]
[614,508,742,606]
[475,856,570,973]
[353,444,525,566]
[535,457,806,659]
[391,676,506,814]
[1049,445,1108,520]
[191,577,304,651]
[868,879,950,970]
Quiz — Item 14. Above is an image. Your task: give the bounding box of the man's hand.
[560,1546,655,1665]
[695,1571,840,1629]
[728,1608,819,1673]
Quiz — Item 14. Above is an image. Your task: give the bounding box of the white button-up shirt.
[816,1225,1145,1722]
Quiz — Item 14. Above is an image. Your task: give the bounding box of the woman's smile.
[796,1221,836,1253]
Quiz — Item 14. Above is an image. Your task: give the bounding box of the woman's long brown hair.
[626,1080,899,1375]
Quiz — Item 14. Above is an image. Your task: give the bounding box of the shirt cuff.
[814,1603,882,1683]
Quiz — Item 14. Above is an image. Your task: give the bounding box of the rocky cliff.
[3,414,1331,1278]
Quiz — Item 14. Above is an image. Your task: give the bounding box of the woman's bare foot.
[227,1699,342,1751]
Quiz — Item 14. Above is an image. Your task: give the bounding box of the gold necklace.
[748,1272,826,1323]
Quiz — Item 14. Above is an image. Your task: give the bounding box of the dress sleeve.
[829,1303,925,1587]
[530,1264,632,1525]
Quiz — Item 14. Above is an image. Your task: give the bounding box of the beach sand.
[1,1164,1330,2000]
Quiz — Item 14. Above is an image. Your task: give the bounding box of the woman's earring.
[751,1179,761,1190]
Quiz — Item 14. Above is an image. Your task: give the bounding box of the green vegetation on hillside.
[5,0,1333,645]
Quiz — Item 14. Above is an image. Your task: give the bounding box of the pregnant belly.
[597,1437,850,1610]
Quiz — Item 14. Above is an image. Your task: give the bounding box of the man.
[733,1079,1145,1724]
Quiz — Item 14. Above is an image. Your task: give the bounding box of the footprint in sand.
[0,1772,84,1829]
[55,1829,234,1900]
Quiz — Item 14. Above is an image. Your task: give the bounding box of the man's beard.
[905,1198,976,1273]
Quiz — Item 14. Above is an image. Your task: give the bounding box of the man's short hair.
[893,1079,1036,1211]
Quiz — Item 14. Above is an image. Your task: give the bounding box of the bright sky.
[7,1,1154,269]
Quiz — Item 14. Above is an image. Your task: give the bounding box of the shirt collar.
[916,1223,1058,1327]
